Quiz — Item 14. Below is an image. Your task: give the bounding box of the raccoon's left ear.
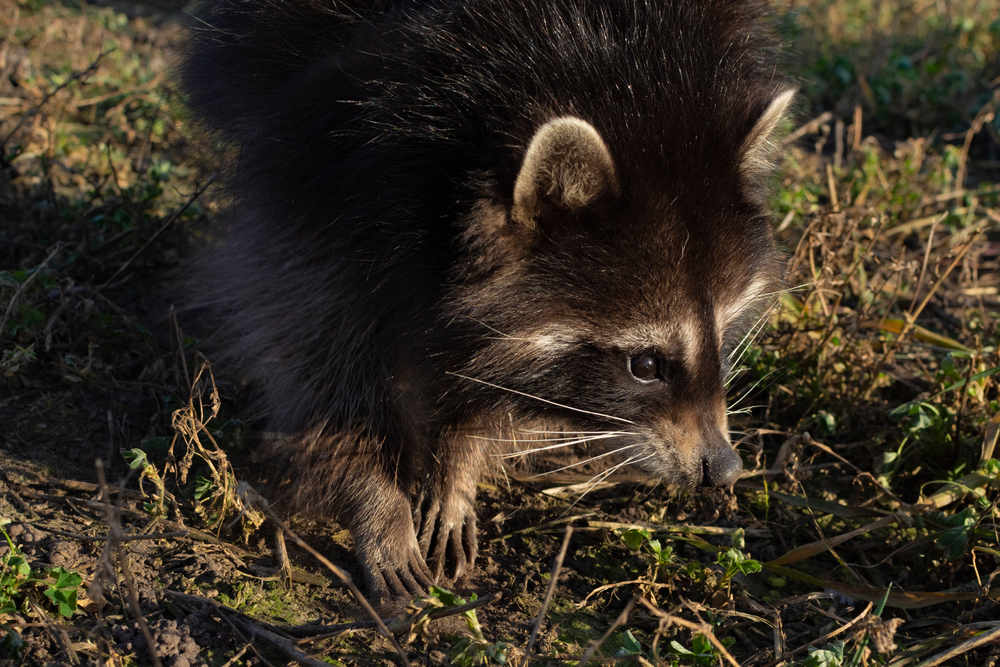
[511,116,620,228]
[740,88,796,179]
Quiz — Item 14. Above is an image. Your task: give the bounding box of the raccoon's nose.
[700,441,743,488]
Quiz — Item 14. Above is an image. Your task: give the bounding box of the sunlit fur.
[181,0,790,597]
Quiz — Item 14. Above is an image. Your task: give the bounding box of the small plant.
[620,528,675,577]
[804,640,846,667]
[932,506,978,559]
[43,568,83,620]
[122,447,170,518]
[717,530,762,593]
[0,527,83,621]
[423,586,510,666]
[716,547,763,583]
[0,529,31,617]
[612,628,644,657]
[669,633,728,666]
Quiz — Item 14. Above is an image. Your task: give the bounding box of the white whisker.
[529,443,640,476]
[447,372,635,425]
[727,369,775,412]
[727,405,765,416]
[519,429,631,436]
[499,433,627,459]
[472,431,631,444]
[571,452,655,507]
[727,306,772,369]
[753,282,811,300]
[724,285,808,383]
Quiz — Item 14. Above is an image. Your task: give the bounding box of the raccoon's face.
[453,91,794,488]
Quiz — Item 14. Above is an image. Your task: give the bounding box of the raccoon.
[181,0,794,600]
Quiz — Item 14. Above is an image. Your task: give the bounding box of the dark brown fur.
[181,0,792,599]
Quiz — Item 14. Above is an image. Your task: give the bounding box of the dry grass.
[1,1,998,665]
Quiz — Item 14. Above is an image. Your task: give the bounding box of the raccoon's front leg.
[413,443,483,583]
[347,480,434,602]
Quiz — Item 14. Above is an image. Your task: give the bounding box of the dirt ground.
[2,1,999,665]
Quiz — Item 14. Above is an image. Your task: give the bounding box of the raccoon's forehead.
[530,211,766,303]
[519,222,777,342]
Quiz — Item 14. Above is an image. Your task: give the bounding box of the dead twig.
[578,596,636,665]
[0,48,115,153]
[219,642,253,667]
[526,525,573,655]
[783,111,833,146]
[863,231,982,399]
[27,599,79,665]
[915,623,1000,667]
[774,601,873,664]
[100,175,216,289]
[94,459,163,667]
[168,592,329,667]
[637,597,741,667]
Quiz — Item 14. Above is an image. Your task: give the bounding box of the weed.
[668,633,731,666]
[805,640,847,667]
[421,587,511,666]
[0,530,32,617]
[43,567,83,620]
[0,526,84,623]
[0,0,998,663]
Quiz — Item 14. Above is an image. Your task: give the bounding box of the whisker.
[472,431,631,444]
[724,286,808,381]
[571,452,655,507]
[446,372,635,425]
[499,433,628,459]
[518,429,633,435]
[727,369,775,412]
[727,306,772,368]
[753,282,812,300]
[724,365,748,388]
[727,404,765,416]
[529,443,640,476]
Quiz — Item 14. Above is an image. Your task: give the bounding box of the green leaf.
[43,567,82,618]
[805,641,846,667]
[670,640,696,656]
[657,545,675,566]
[617,629,643,656]
[620,528,650,551]
[429,585,466,606]
[122,448,149,470]
[51,567,82,591]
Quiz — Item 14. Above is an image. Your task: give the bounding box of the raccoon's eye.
[628,352,660,383]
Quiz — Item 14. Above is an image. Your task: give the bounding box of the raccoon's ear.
[511,117,620,228]
[740,88,796,178]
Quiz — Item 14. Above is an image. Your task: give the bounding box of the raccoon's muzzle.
[700,431,743,488]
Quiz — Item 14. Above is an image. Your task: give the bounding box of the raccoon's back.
[182,0,398,140]
[183,0,781,210]
[179,0,783,433]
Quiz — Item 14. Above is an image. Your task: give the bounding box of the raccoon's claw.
[367,545,434,603]
[356,502,435,604]
[416,494,478,583]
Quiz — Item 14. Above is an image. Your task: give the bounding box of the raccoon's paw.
[356,511,434,603]
[363,544,435,604]
[415,491,479,583]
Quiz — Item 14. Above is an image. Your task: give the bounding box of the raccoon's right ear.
[511,117,620,228]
